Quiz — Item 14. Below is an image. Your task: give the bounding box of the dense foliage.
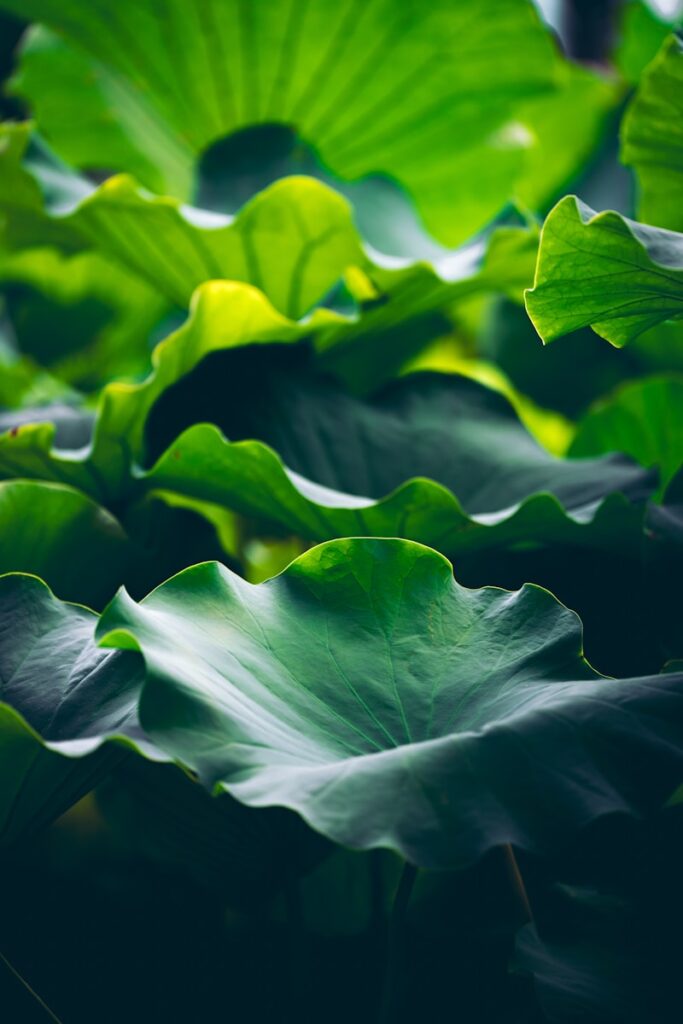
[0,2,682,1021]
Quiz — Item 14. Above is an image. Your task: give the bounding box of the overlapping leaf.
[0,244,169,388]
[622,33,683,231]
[570,374,683,491]
[0,122,541,381]
[0,479,133,607]
[0,283,656,564]
[0,0,561,245]
[97,537,683,868]
[525,196,683,346]
[0,572,154,847]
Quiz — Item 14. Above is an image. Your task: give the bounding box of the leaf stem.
[501,843,533,924]
[0,948,65,1024]
[284,871,306,1023]
[379,860,417,1024]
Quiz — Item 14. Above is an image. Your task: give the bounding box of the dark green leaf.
[142,340,655,559]
[0,572,153,847]
[98,537,683,868]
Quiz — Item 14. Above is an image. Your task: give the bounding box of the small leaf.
[525,196,683,346]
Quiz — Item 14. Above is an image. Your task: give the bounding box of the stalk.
[501,843,534,925]
[0,948,64,1024]
[379,861,417,1024]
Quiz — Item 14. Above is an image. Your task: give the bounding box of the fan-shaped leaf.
[141,340,655,559]
[0,123,538,355]
[1,0,560,245]
[98,537,683,868]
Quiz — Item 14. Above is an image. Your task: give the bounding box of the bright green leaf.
[2,0,560,245]
[1,124,538,346]
[621,33,683,231]
[525,196,683,346]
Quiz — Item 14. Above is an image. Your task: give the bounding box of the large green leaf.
[570,375,683,491]
[1,0,560,245]
[525,196,683,346]
[621,33,683,231]
[0,572,152,847]
[0,283,655,563]
[97,537,683,868]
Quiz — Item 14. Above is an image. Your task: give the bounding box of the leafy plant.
[0,4,682,1024]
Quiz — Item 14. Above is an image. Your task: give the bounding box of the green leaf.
[525,196,683,346]
[141,341,655,559]
[97,537,683,868]
[1,124,539,348]
[2,0,561,245]
[514,64,622,212]
[0,124,364,316]
[570,375,683,492]
[644,465,683,662]
[621,33,683,231]
[615,0,680,83]
[0,283,655,562]
[0,572,152,847]
[0,245,169,388]
[0,479,134,607]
